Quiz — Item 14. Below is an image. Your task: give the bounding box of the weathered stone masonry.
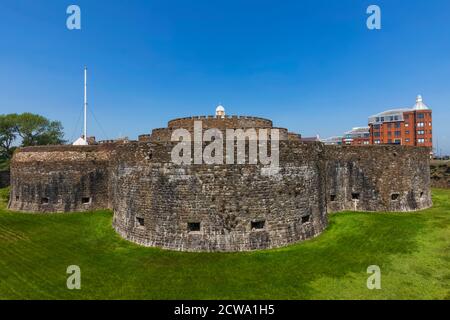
[325,145,432,212]
[8,115,432,251]
[111,141,327,251]
[9,145,114,213]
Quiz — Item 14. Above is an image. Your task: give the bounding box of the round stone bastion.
[8,114,432,252]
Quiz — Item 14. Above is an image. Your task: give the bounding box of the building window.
[374,132,380,137]
[16,196,19,201]
[330,195,336,202]
[388,139,392,144]
[375,140,380,144]
[363,141,369,145]
[417,122,424,127]
[301,215,310,224]
[395,131,401,137]
[387,123,392,129]
[406,138,410,142]
[41,197,49,204]
[251,220,265,230]
[395,122,401,128]
[391,193,400,201]
[394,139,401,144]
[136,217,145,227]
[417,130,425,135]
[404,115,409,120]
[405,131,410,135]
[188,222,201,232]
[405,123,409,127]
[418,113,424,119]
[82,197,91,204]
[418,139,425,144]
[352,193,360,200]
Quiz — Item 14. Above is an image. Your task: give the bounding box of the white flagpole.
[84,66,88,141]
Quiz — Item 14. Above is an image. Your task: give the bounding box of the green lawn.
[0,187,449,300]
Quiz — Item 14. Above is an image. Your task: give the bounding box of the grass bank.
[0,188,448,300]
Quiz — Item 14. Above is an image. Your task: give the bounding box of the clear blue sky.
[1,0,449,154]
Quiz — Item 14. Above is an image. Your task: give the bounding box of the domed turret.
[215,104,225,118]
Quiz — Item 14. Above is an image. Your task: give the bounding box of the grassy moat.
[0,187,448,300]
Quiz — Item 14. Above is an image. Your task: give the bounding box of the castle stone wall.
[288,133,302,141]
[430,161,450,189]
[325,145,432,212]
[6,114,433,252]
[149,127,289,142]
[9,145,115,213]
[111,141,328,252]
[168,115,273,130]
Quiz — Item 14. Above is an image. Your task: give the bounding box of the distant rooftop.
[300,135,321,143]
[345,127,370,135]
[321,136,343,145]
[368,95,430,124]
[414,95,429,110]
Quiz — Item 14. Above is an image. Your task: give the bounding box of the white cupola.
[215,104,225,118]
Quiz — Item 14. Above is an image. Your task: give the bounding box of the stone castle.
[9,109,432,252]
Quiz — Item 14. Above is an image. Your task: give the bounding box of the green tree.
[0,114,17,158]
[0,113,66,160]
[14,113,66,147]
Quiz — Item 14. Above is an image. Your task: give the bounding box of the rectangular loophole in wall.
[352,193,360,200]
[188,222,201,232]
[420,191,424,199]
[16,196,19,201]
[41,197,49,204]
[251,220,265,230]
[136,217,145,227]
[82,197,91,204]
[330,195,336,202]
[301,215,310,224]
[391,193,400,201]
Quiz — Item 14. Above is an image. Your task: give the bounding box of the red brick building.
[368,95,432,148]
